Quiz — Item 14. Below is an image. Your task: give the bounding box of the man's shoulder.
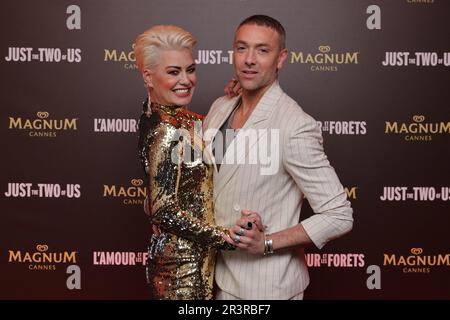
[211,95,237,110]
[278,92,315,123]
[205,95,238,121]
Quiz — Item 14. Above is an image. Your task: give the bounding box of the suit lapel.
[205,97,240,135]
[214,81,284,201]
[204,97,240,174]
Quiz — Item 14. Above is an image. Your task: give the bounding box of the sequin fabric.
[138,99,234,300]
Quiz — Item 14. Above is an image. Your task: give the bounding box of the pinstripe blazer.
[203,81,353,299]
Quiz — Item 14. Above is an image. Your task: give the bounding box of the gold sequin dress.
[138,100,233,300]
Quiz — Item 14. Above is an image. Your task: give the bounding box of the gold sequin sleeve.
[147,120,233,250]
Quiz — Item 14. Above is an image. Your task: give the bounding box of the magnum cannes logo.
[8,244,78,271]
[290,45,359,71]
[384,248,449,274]
[385,115,450,141]
[104,44,136,69]
[345,186,358,200]
[103,178,147,205]
[9,111,78,137]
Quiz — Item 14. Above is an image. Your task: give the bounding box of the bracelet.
[263,236,274,256]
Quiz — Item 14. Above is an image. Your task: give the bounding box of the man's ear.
[277,48,289,70]
[143,69,153,88]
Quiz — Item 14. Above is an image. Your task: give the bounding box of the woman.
[135,25,235,300]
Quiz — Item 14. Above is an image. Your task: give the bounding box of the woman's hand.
[224,78,242,98]
[240,210,267,232]
[222,210,267,255]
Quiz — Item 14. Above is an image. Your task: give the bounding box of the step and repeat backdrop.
[1,0,449,299]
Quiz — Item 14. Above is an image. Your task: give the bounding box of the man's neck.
[240,80,274,114]
[231,80,275,129]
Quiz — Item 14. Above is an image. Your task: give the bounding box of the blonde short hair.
[134,25,196,72]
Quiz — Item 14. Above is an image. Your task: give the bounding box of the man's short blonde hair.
[134,25,196,72]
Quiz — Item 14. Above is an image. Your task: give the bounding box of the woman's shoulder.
[143,108,204,129]
[183,109,204,121]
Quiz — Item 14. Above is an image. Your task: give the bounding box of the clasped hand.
[223,210,267,255]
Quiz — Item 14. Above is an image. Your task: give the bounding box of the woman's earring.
[144,99,152,118]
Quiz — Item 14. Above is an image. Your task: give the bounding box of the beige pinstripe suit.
[203,81,353,299]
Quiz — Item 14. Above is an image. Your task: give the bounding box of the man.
[203,15,353,300]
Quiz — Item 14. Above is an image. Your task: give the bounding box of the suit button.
[233,204,240,213]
